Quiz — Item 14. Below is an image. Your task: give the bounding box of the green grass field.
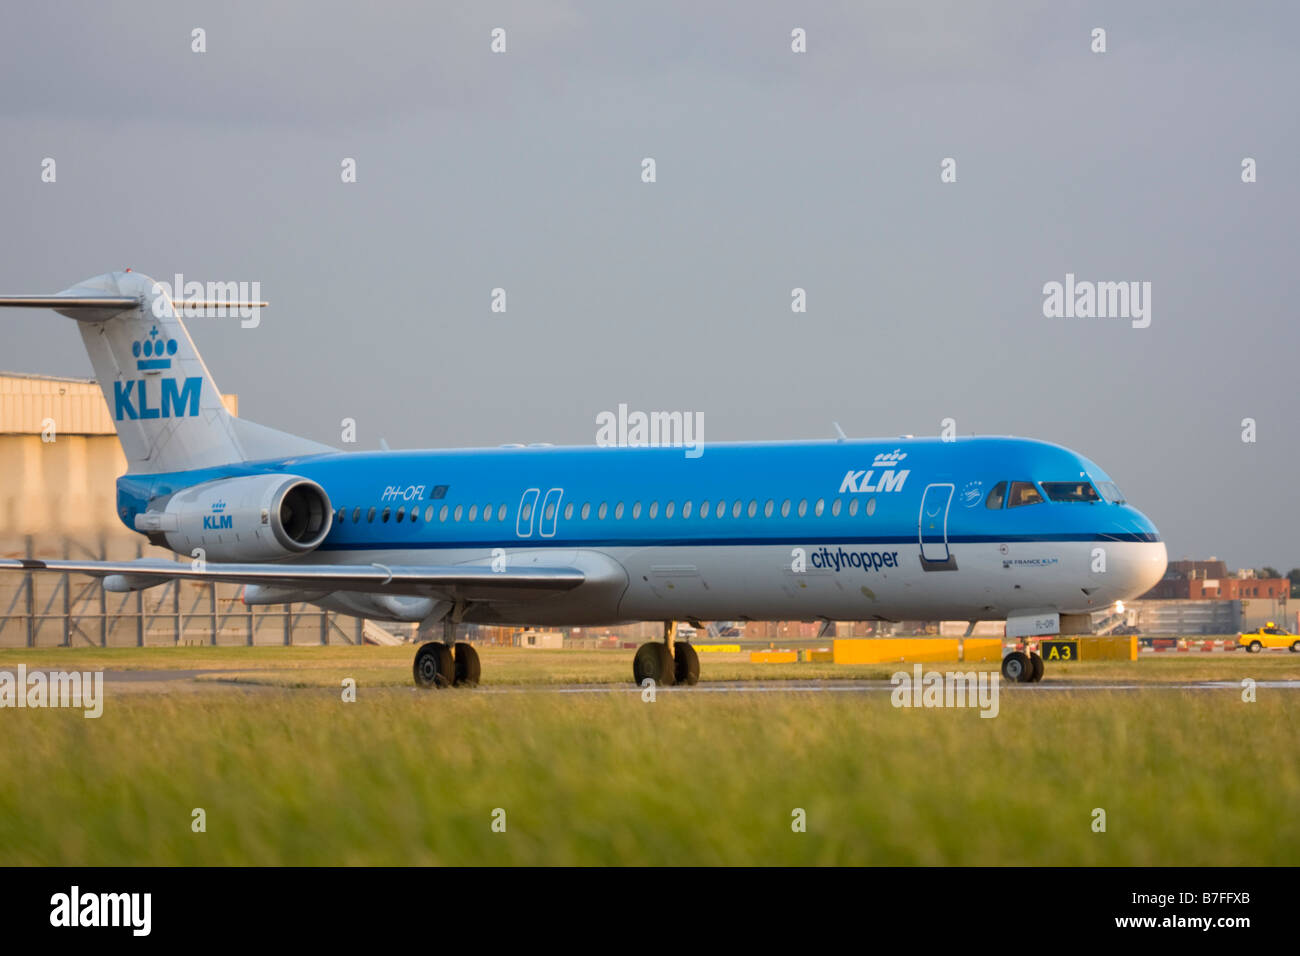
[1,646,1297,865]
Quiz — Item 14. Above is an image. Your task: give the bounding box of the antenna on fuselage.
[832,422,848,443]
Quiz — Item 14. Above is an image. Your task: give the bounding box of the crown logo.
[872,448,907,467]
[132,325,178,371]
[211,500,227,514]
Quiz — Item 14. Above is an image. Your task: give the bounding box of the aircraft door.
[919,482,956,569]
[516,488,540,538]
[539,488,563,537]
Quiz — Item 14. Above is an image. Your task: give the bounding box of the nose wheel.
[1002,649,1044,683]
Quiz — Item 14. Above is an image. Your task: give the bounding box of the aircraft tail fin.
[0,271,334,474]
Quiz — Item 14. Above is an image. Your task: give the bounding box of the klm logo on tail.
[132,325,177,370]
[113,377,201,420]
[114,327,201,420]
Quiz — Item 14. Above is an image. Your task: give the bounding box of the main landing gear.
[1001,648,1045,684]
[413,604,480,689]
[632,621,700,687]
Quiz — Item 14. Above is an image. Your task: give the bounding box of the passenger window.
[732,500,742,518]
[682,501,693,518]
[631,502,641,519]
[367,507,376,523]
[797,499,808,517]
[665,501,675,518]
[831,498,842,517]
[848,499,859,517]
[746,500,757,518]
[814,498,825,517]
[615,502,625,519]
[1007,482,1044,508]
[764,500,774,518]
[781,499,791,517]
[424,506,433,522]
[396,507,405,522]
[439,505,448,522]
[564,503,574,520]
[581,503,591,520]
[648,502,658,519]
[454,505,464,521]
[700,500,710,518]
[985,482,1007,510]
[352,507,361,523]
[598,502,608,519]
[467,505,477,522]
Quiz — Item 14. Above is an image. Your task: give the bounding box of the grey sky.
[1,1,1296,570]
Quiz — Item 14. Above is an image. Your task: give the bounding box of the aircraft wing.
[0,558,584,602]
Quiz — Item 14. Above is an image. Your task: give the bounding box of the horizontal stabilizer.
[0,296,142,308]
[0,296,265,312]
[0,295,141,317]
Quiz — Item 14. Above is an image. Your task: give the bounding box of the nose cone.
[1115,506,1167,599]
[1126,539,1168,598]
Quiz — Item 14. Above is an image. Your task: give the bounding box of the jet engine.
[135,474,332,562]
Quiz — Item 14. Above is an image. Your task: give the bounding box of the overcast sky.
[1,1,1296,570]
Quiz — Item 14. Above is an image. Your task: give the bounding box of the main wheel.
[1249,640,1263,654]
[1290,641,1299,653]
[674,642,700,686]
[633,642,676,686]
[1029,651,1045,683]
[1001,650,1031,683]
[454,642,481,687]
[414,642,454,688]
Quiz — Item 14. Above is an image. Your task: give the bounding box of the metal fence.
[0,535,365,647]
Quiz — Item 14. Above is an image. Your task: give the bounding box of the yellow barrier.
[749,650,799,663]
[963,638,1003,662]
[693,644,741,653]
[832,637,1003,664]
[1085,635,1138,661]
[835,638,947,664]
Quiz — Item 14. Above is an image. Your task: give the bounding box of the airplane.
[0,271,1167,687]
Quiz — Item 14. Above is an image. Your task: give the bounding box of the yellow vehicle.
[1237,623,1300,653]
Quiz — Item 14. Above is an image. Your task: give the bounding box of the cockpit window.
[1042,481,1101,503]
[1007,481,1044,508]
[1096,481,1126,504]
[985,481,1007,509]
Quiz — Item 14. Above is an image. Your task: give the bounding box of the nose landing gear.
[1002,648,1045,683]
